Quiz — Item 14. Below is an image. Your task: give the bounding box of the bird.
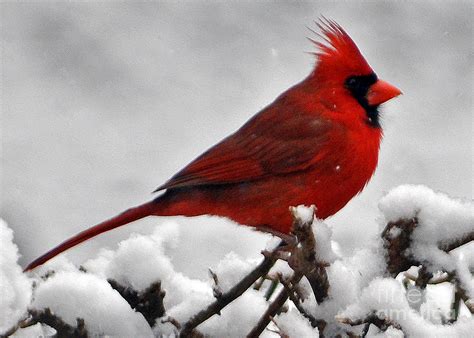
[24,19,401,271]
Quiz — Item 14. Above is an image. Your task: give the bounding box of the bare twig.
[415,266,433,289]
[178,243,282,337]
[1,308,88,338]
[383,218,473,277]
[286,206,329,304]
[107,279,166,327]
[338,313,401,332]
[404,271,452,285]
[439,231,474,252]
[209,269,223,299]
[278,274,324,330]
[270,317,290,338]
[451,275,474,314]
[382,218,419,276]
[248,206,329,337]
[247,275,300,338]
[264,278,280,301]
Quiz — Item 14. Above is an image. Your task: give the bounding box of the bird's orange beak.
[366,79,402,106]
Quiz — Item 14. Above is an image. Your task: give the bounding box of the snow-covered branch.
[1,185,472,337]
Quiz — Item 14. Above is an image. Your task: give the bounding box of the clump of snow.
[379,184,473,246]
[162,272,213,323]
[339,278,474,337]
[307,243,386,336]
[31,271,154,337]
[313,220,338,263]
[81,220,293,335]
[291,204,315,224]
[455,253,474,299]
[11,323,55,337]
[366,325,404,337]
[200,290,269,337]
[213,251,259,292]
[0,219,31,333]
[379,184,474,271]
[6,185,470,337]
[83,222,212,317]
[275,308,319,337]
[32,255,79,276]
[84,229,175,291]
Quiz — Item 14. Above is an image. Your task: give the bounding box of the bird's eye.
[346,77,357,87]
[344,73,377,94]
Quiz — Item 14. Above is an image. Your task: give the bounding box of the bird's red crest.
[309,18,373,80]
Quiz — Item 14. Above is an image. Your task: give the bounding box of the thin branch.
[178,242,282,337]
[382,218,419,276]
[278,274,324,330]
[248,206,329,337]
[247,275,300,338]
[338,313,401,332]
[383,218,473,277]
[107,279,166,327]
[1,308,88,338]
[208,269,223,299]
[415,266,433,289]
[451,275,474,314]
[439,231,474,252]
[286,206,329,304]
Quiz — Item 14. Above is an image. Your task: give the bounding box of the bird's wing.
[155,107,334,191]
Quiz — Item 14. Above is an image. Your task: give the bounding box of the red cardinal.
[25,19,401,271]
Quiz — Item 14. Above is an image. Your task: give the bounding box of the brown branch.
[278,274,325,331]
[382,218,419,276]
[178,243,282,337]
[107,279,166,327]
[248,206,329,337]
[383,217,474,277]
[439,231,474,252]
[451,274,474,314]
[415,266,433,289]
[1,308,88,338]
[247,275,300,338]
[286,206,330,304]
[338,313,401,332]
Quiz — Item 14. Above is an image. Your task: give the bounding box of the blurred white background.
[1,1,472,277]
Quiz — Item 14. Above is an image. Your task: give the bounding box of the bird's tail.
[24,200,158,272]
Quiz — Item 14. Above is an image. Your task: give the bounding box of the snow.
[307,244,387,336]
[11,323,56,337]
[83,222,177,291]
[1,3,472,335]
[312,219,338,264]
[275,308,319,337]
[291,204,316,224]
[455,253,474,299]
[2,185,472,336]
[379,184,474,272]
[0,220,31,333]
[32,271,154,337]
[82,220,273,333]
[213,251,259,292]
[200,290,269,337]
[83,222,213,315]
[379,184,473,245]
[339,277,474,337]
[366,325,404,337]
